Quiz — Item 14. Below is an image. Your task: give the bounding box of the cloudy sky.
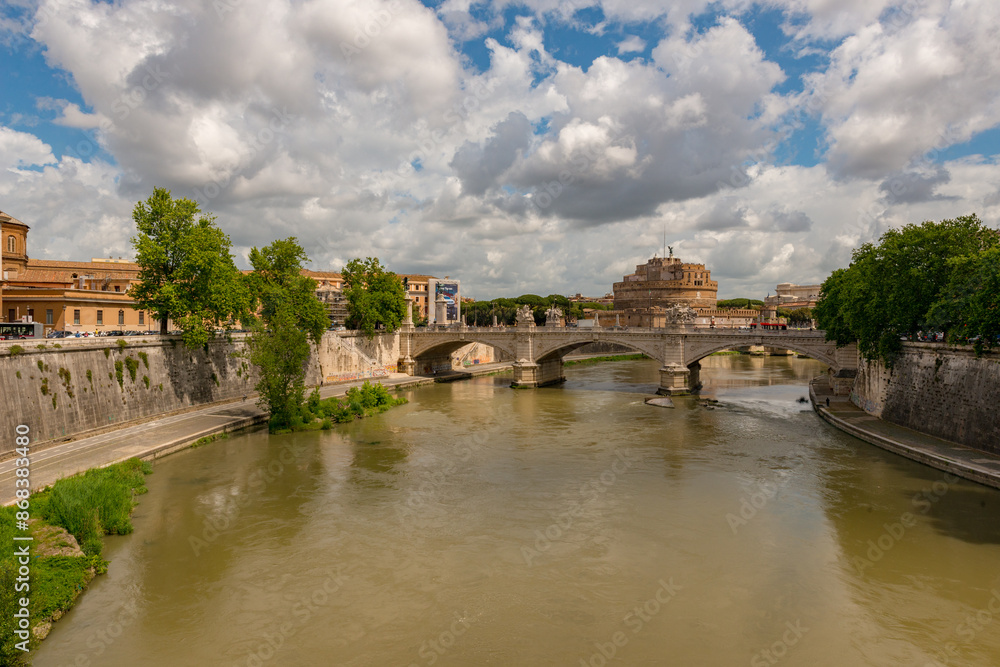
[1,0,998,299]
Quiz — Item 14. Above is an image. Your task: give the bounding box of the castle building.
[590,250,763,328]
[612,251,718,311]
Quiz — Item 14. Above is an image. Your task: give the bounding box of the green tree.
[786,307,813,324]
[129,187,250,346]
[247,303,313,430]
[717,298,763,309]
[927,247,1000,354]
[814,268,857,345]
[245,238,328,336]
[342,257,407,337]
[245,238,327,430]
[815,214,998,364]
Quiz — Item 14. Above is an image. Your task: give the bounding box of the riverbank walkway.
[810,377,1000,491]
[0,364,512,505]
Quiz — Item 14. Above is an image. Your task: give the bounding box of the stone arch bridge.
[398,321,857,395]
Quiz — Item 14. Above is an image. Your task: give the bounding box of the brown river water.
[31,355,1000,666]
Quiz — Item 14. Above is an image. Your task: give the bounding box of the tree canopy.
[815,214,999,363]
[777,307,813,324]
[716,298,764,310]
[129,187,251,346]
[342,257,407,337]
[245,238,328,430]
[245,238,328,341]
[462,295,610,326]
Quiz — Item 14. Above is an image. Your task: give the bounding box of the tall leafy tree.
[129,187,250,346]
[342,257,407,337]
[245,238,327,430]
[816,214,998,365]
[927,247,1000,354]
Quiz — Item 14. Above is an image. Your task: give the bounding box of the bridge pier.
[688,361,702,391]
[398,356,415,375]
[511,358,565,388]
[658,364,691,395]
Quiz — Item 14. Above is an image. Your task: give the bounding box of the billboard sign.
[428,279,461,324]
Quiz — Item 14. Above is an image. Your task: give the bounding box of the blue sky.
[1,0,998,298]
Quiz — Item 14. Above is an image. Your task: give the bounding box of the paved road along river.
[32,355,1000,666]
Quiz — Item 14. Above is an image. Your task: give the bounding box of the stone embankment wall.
[850,342,1000,454]
[314,332,400,383]
[0,331,422,453]
[1,336,257,451]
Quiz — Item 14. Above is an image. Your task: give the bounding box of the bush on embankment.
[271,381,408,433]
[0,458,151,660]
[35,458,151,557]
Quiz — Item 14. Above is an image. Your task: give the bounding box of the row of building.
[3,206,819,334]
[0,211,462,333]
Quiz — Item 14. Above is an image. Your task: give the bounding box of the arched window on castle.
[6,235,14,253]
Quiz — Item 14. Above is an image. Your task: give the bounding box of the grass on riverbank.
[564,353,649,366]
[271,381,408,433]
[0,458,151,661]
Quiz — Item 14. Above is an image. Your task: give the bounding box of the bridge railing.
[413,325,825,336]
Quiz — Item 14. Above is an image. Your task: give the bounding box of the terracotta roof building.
[0,210,159,332]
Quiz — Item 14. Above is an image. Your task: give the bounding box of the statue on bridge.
[516,304,535,326]
[664,303,697,325]
[544,305,563,327]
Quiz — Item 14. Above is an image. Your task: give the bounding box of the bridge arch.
[534,339,665,365]
[409,336,517,366]
[682,340,838,370]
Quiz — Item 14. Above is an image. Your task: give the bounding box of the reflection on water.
[32,355,1000,666]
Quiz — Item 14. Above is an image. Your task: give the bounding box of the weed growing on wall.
[124,357,139,382]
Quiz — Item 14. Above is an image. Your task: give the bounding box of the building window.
[97,310,103,325]
[46,309,53,325]
[139,311,145,325]
[74,310,81,325]
[115,285,120,292]
[118,310,125,325]
[6,235,14,253]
